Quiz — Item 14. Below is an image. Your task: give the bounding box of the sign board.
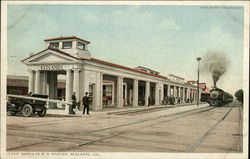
[40,64,64,70]
[29,64,80,70]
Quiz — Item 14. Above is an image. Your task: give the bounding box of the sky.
[7,4,245,94]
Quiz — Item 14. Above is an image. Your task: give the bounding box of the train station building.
[21,36,201,111]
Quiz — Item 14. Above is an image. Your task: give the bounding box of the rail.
[7,94,72,105]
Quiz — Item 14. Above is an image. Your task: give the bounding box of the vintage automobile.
[7,94,48,117]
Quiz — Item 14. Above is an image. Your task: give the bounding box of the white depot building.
[22,36,200,111]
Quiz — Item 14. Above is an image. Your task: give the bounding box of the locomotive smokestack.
[201,50,230,86]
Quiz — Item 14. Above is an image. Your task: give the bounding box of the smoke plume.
[202,50,230,86]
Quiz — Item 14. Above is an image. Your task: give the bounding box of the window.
[62,41,72,49]
[49,42,59,49]
[77,42,85,50]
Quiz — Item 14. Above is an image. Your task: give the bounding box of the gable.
[22,49,81,64]
[30,52,73,63]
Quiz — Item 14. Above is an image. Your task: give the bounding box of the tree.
[234,89,243,103]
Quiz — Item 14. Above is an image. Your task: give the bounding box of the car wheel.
[22,104,33,117]
[37,107,46,117]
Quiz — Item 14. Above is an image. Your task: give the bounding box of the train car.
[209,87,233,106]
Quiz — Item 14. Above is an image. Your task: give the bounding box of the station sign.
[40,64,64,70]
[30,64,80,70]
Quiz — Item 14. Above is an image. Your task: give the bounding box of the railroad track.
[185,102,235,152]
[7,105,216,152]
[107,103,197,116]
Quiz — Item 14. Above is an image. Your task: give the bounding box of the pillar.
[73,69,80,101]
[116,76,123,108]
[185,88,188,102]
[42,71,47,95]
[179,87,182,102]
[172,86,176,97]
[34,70,41,94]
[160,84,164,102]
[28,70,34,93]
[93,72,103,110]
[167,85,171,96]
[178,87,181,98]
[145,81,150,106]
[133,79,138,107]
[66,69,72,102]
[189,89,192,100]
[124,83,127,105]
[112,83,115,105]
[155,83,159,105]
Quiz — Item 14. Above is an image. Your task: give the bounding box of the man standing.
[82,92,90,115]
[70,92,76,114]
[71,92,76,102]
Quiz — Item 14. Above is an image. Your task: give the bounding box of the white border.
[1,1,249,159]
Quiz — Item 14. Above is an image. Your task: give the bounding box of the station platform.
[47,102,208,117]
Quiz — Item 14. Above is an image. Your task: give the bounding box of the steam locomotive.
[209,87,233,106]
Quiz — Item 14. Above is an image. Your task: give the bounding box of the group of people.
[163,96,195,105]
[71,92,91,115]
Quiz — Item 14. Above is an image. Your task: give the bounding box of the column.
[189,89,192,100]
[42,71,47,94]
[173,86,176,97]
[111,83,115,106]
[178,87,181,98]
[145,81,150,106]
[179,87,182,102]
[93,72,103,110]
[124,83,127,105]
[193,89,196,102]
[189,88,192,100]
[185,88,188,102]
[54,74,58,99]
[73,69,80,101]
[116,76,123,108]
[34,70,41,94]
[28,70,34,93]
[133,79,138,107]
[160,84,164,103]
[167,85,171,96]
[66,69,72,102]
[155,83,160,105]
[189,88,192,102]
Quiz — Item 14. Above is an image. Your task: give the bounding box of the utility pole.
[196,57,201,106]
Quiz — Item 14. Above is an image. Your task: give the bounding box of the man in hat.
[82,92,90,115]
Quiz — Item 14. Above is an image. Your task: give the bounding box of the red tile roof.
[88,58,168,80]
[44,36,90,44]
